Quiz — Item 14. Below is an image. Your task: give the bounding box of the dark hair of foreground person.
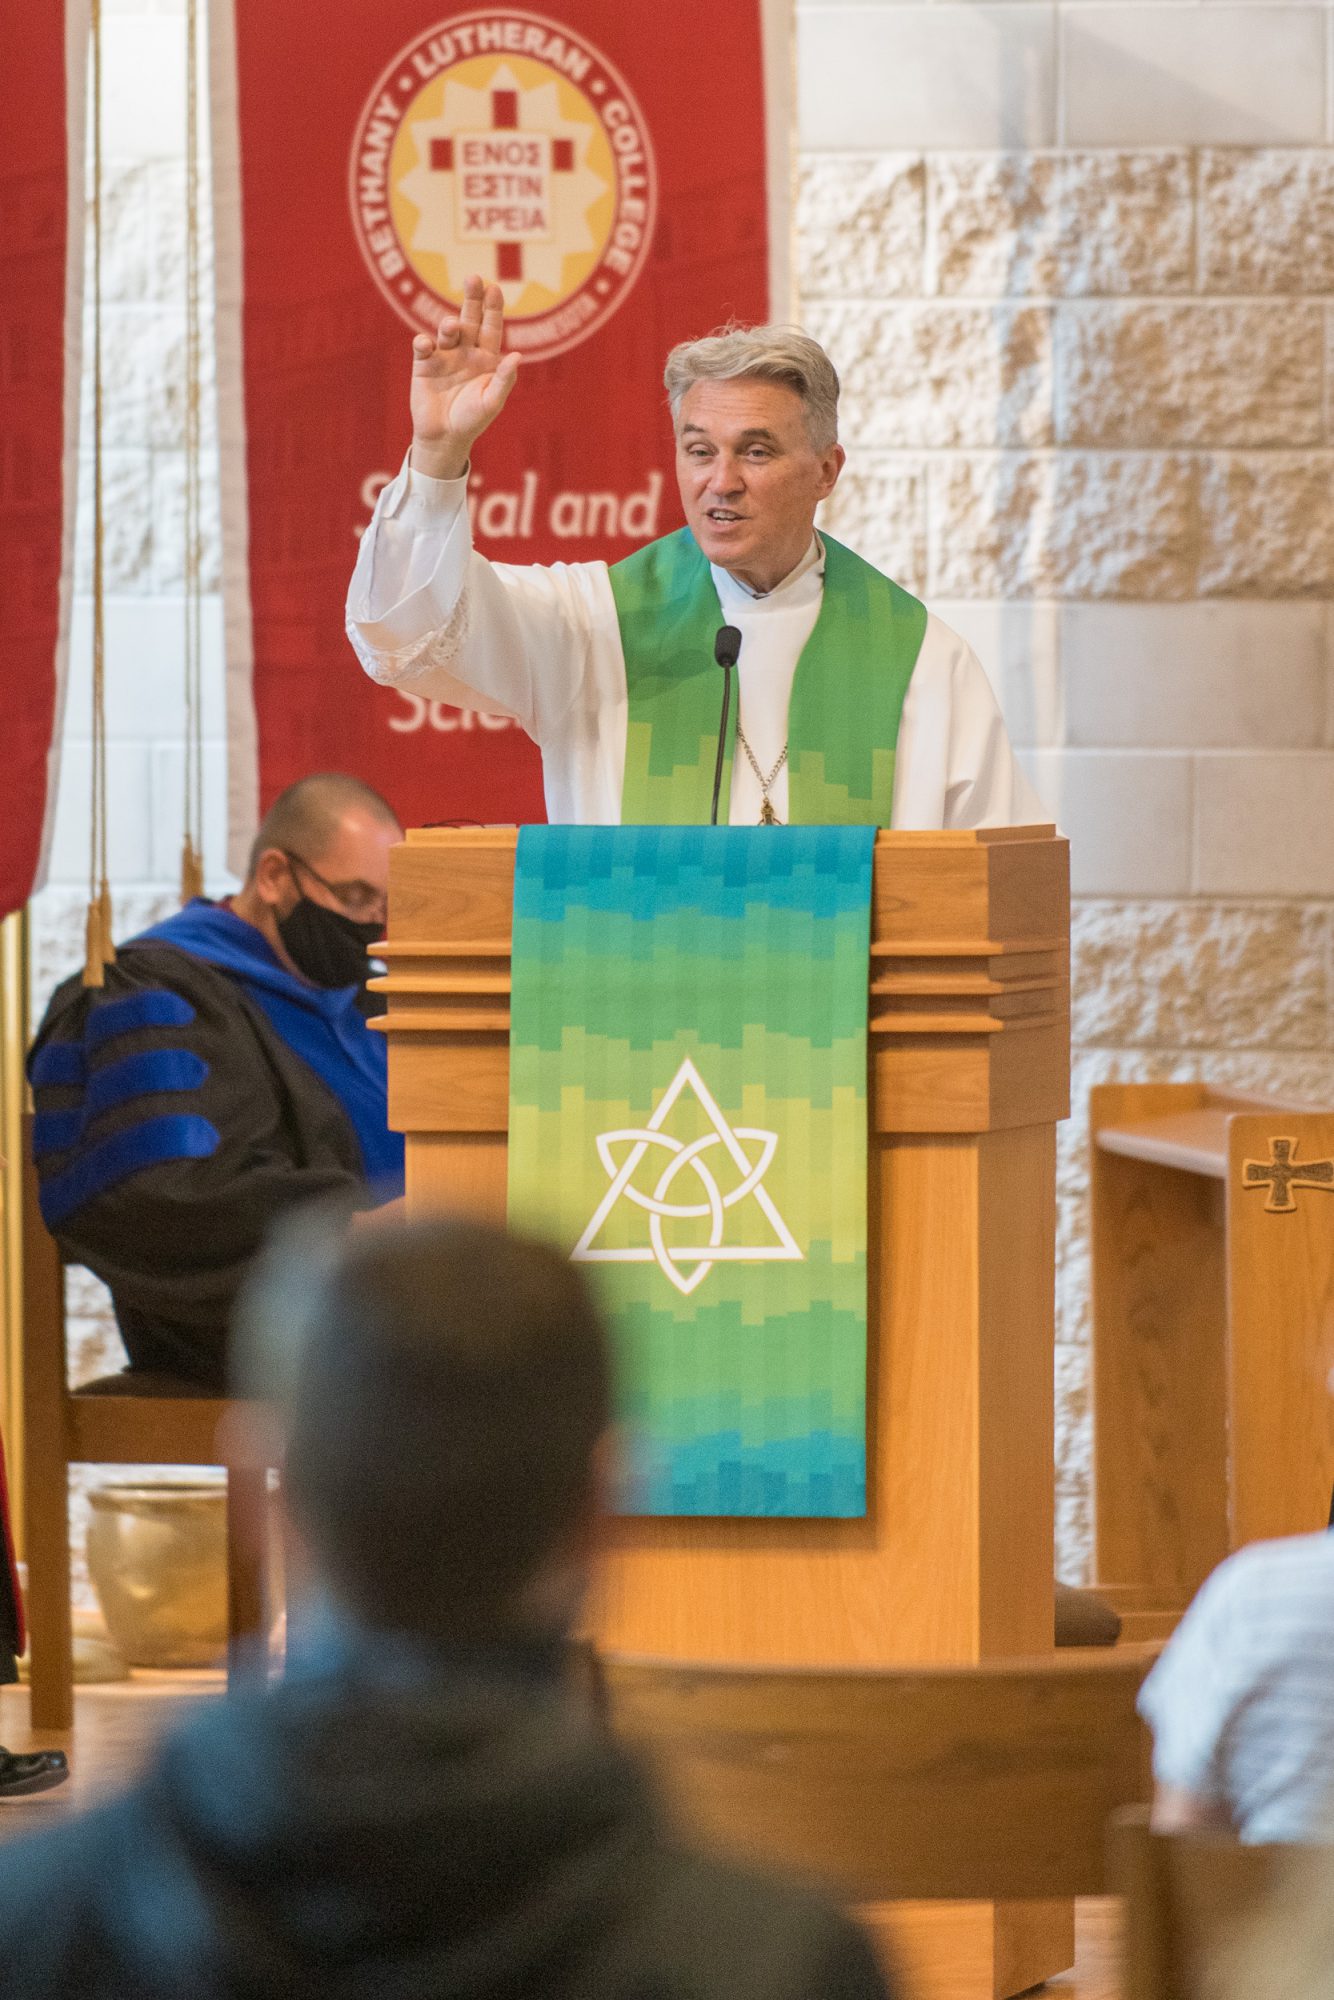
[268,1217,613,1645]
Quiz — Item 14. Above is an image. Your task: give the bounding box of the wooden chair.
[20,1119,272,1728]
[601,1648,1157,1904]
[1112,1805,1321,2000]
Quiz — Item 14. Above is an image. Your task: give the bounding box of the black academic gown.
[27,932,383,1390]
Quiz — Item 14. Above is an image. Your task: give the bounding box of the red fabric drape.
[0,0,75,922]
[218,1,775,841]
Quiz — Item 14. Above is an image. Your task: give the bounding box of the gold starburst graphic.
[350,11,657,360]
[394,60,612,318]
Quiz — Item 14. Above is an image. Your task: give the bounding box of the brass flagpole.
[180,0,205,904]
[84,0,114,985]
[0,907,31,1551]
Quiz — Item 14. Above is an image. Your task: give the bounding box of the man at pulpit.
[346,277,1044,830]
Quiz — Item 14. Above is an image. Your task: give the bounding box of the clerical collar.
[715,534,825,604]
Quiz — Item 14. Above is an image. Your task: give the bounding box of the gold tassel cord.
[84,0,114,987]
[180,838,205,905]
[180,0,205,908]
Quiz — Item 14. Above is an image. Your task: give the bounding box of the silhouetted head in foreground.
[234,1214,613,1646]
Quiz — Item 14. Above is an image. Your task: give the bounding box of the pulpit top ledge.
[373,825,1070,1138]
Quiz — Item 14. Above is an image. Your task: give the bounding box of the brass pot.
[86,1481,228,1670]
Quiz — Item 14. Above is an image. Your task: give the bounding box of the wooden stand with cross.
[1089,1084,1334,1639]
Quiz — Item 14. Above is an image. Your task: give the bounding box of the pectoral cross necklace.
[736,719,787,826]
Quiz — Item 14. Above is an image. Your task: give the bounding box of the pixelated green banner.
[507,825,874,1517]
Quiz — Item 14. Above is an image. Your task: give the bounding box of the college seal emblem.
[350,8,657,361]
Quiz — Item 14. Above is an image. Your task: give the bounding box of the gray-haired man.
[347,275,1043,830]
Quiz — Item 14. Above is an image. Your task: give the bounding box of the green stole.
[608,528,927,826]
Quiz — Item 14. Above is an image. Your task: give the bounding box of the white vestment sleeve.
[347,489,1045,828]
[893,615,1048,830]
[345,458,604,747]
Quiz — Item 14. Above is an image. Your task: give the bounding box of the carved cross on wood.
[1241,1136,1334,1214]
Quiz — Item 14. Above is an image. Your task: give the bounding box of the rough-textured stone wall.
[798,3,1334,1574]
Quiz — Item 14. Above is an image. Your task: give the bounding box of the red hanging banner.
[213,1,788,856]
[0,2,84,921]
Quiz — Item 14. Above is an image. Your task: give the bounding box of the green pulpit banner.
[507,825,876,1517]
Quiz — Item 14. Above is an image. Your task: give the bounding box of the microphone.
[710,625,742,827]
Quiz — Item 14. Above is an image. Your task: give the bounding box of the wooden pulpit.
[375,824,1071,1996]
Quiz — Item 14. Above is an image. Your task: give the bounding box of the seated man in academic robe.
[347,277,1045,831]
[27,773,404,1392]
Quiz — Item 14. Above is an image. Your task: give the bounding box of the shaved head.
[247,773,400,881]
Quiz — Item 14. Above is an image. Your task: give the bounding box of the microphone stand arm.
[710,662,733,827]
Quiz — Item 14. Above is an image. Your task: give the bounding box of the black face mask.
[277,895,384,1013]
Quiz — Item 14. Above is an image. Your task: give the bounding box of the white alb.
[345,460,1048,830]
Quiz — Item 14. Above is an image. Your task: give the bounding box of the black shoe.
[0,1749,69,1799]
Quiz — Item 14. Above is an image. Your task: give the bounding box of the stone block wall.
[31,0,1334,1596]
[798,1,1334,1572]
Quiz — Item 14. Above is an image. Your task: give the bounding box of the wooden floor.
[0,1669,224,1831]
[0,1675,1122,2000]
[1046,1903,1118,2000]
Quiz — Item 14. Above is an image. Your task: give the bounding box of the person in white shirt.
[1138,1529,1334,1843]
[346,276,1046,831]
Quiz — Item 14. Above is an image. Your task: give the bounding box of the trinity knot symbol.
[350,10,657,360]
[571,1058,803,1298]
[1240,1136,1334,1215]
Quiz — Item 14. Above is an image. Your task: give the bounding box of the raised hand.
[409,274,520,481]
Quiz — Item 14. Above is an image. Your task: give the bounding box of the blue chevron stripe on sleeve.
[84,990,196,1052]
[29,1042,86,1088]
[84,1048,209,1121]
[32,1110,83,1157]
[38,1115,221,1229]
[32,1049,212,1162]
